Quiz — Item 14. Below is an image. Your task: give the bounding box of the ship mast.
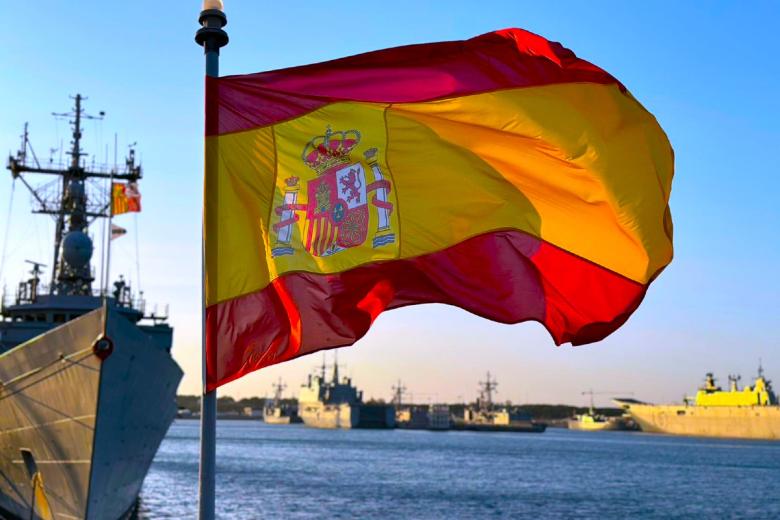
[582,389,596,414]
[478,372,498,412]
[391,379,407,407]
[6,94,142,297]
[271,377,286,405]
[320,353,327,382]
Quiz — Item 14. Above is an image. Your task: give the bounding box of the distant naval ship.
[453,372,546,433]
[567,410,626,432]
[263,378,299,424]
[392,380,452,431]
[298,354,394,429]
[616,365,780,440]
[0,95,182,519]
[568,390,627,431]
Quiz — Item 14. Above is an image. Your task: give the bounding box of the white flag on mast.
[111,223,127,241]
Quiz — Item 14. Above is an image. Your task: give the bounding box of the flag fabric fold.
[204,28,674,391]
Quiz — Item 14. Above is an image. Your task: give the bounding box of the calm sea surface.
[138,420,780,519]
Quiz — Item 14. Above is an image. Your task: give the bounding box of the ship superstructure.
[0,95,182,519]
[263,378,299,424]
[616,366,780,440]
[298,355,362,429]
[298,354,394,429]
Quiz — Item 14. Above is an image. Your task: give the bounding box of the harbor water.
[139,420,780,519]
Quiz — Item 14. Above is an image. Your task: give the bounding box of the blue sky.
[1,1,778,406]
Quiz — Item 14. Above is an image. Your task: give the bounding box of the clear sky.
[1,1,778,407]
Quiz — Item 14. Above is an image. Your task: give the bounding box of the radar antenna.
[17,260,47,303]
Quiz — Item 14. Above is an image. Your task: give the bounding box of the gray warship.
[0,95,182,519]
[392,380,452,431]
[298,354,394,429]
[453,372,546,433]
[263,378,299,424]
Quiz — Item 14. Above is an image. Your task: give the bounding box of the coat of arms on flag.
[271,126,396,259]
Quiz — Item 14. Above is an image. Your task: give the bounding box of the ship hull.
[0,307,182,519]
[299,403,359,429]
[299,403,395,429]
[626,404,780,440]
[263,414,292,425]
[567,419,625,431]
[452,422,547,433]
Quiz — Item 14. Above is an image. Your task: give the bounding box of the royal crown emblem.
[301,126,361,175]
[272,126,395,258]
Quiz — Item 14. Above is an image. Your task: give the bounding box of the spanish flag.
[205,29,673,390]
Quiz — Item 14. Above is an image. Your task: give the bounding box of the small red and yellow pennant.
[112,182,141,215]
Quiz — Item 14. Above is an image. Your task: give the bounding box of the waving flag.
[112,182,141,215]
[204,28,674,390]
[110,223,127,241]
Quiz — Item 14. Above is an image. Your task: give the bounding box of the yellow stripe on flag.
[205,83,672,306]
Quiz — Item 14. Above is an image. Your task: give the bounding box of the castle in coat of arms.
[272,126,396,258]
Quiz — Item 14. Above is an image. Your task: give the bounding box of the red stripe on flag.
[324,219,334,255]
[314,218,325,256]
[304,217,314,253]
[205,230,646,390]
[206,28,621,135]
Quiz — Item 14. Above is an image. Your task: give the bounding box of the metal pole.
[104,167,114,298]
[195,3,228,520]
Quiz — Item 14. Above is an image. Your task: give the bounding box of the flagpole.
[104,167,115,298]
[195,2,228,520]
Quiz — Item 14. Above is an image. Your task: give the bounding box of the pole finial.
[195,2,228,53]
[202,0,224,10]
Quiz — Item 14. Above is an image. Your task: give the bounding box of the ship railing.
[29,181,109,218]
[5,283,164,321]
[10,156,139,177]
[143,303,170,324]
[12,285,137,305]
[14,282,52,305]
[130,297,147,315]
[94,288,146,311]
[94,287,168,323]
